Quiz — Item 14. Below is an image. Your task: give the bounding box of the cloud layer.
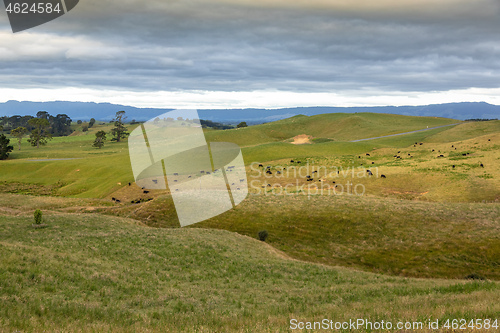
[1,0,499,106]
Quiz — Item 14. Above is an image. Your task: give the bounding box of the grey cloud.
[0,0,500,94]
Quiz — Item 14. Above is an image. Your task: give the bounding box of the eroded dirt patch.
[291,134,313,145]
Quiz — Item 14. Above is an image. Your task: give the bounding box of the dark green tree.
[237,122,248,128]
[28,118,51,148]
[89,118,96,128]
[93,130,107,149]
[82,123,89,132]
[0,134,13,160]
[10,126,27,150]
[111,111,129,142]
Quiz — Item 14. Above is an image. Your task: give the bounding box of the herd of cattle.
[111,139,491,202]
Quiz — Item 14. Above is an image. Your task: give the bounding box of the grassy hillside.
[205,113,459,147]
[0,209,498,332]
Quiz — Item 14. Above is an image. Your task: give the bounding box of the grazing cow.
[240,179,245,182]
[173,173,179,176]
[290,160,294,163]
[415,142,417,145]
[312,171,318,174]
[200,171,205,174]
[267,184,272,187]
[452,165,455,169]
[366,153,370,156]
[432,149,435,152]
[115,199,121,203]
[462,153,467,156]
[408,153,411,156]
[438,155,444,158]
[206,172,211,175]
[480,163,484,167]
[419,143,423,145]
[488,139,491,141]
[188,176,192,178]
[393,155,397,157]
[455,148,457,150]
[128,182,131,186]
[397,156,401,159]
[112,197,116,201]
[451,145,454,148]
[277,171,281,175]
[259,164,264,167]
[367,170,373,176]
[398,151,401,154]
[381,174,386,178]
[337,171,340,174]
[306,175,311,179]
[141,187,145,189]
[174,180,178,182]
[143,190,149,194]
[414,145,416,147]
[358,156,361,158]
[307,178,313,182]
[332,181,336,184]
[297,161,301,164]
[152,179,158,184]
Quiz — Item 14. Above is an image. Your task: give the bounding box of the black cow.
[290,160,294,163]
[366,153,370,156]
[115,199,121,203]
[480,163,484,168]
[367,170,373,176]
[152,179,158,184]
[128,182,131,186]
[462,153,467,156]
[143,190,150,194]
[259,164,264,167]
[173,173,179,176]
[452,165,455,169]
[381,174,386,178]
[112,197,116,201]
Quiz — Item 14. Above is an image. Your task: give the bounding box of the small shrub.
[258,230,269,242]
[465,273,485,280]
[34,209,42,224]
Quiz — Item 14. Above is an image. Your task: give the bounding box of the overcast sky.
[1,0,500,108]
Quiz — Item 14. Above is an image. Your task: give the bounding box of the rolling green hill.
[205,113,460,147]
[0,209,498,332]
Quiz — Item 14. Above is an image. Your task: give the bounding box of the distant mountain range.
[0,100,498,123]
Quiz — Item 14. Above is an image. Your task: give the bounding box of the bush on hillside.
[34,210,43,224]
[258,230,269,242]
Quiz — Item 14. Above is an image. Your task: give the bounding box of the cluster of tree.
[200,119,233,130]
[92,111,129,149]
[0,125,13,160]
[465,118,498,122]
[0,111,73,137]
